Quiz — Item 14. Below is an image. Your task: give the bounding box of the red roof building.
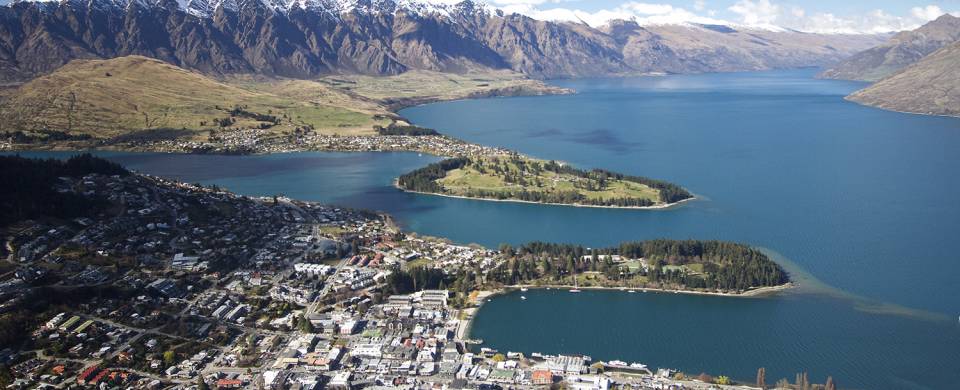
[216,379,243,388]
[76,365,99,384]
[532,370,554,385]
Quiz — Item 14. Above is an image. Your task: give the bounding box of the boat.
[627,290,636,293]
[569,275,582,293]
[520,287,528,292]
[521,296,527,300]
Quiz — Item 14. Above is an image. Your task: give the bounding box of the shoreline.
[502,282,795,298]
[460,283,794,341]
[844,96,960,119]
[394,181,696,210]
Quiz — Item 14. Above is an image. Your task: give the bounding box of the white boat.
[569,275,582,293]
[521,296,527,300]
[520,287,528,292]
[627,290,636,293]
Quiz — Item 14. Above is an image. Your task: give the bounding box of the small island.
[396,155,693,208]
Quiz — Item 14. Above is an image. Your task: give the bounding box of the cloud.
[728,0,779,25]
[722,0,960,33]
[740,3,960,34]
[693,0,705,12]
[464,0,960,34]
[494,1,729,27]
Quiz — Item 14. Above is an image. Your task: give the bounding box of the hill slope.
[819,14,960,82]
[847,41,960,116]
[0,56,385,139]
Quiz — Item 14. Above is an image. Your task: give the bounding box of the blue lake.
[14,69,960,389]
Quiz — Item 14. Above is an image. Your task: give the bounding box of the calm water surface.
[16,69,960,389]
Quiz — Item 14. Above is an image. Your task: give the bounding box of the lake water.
[14,69,960,389]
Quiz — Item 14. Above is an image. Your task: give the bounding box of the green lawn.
[436,156,662,205]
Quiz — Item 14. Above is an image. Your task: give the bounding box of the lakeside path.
[502,282,795,298]
[394,181,697,210]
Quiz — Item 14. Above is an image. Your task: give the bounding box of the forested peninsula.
[386,239,790,296]
[396,156,693,208]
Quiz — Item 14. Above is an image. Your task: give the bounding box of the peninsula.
[396,155,693,208]
[484,240,790,295]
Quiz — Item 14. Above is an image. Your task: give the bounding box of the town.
[1,156,785,389]
[0,131,512,160]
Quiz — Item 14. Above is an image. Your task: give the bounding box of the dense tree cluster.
[375,124,440,136]
[487,239,787,292]
[0,154,128,226]
[2,130,93,144]
[397,156,692,206]
[385,267,451,295]
[228,106,280,125]
[396,157,470,193]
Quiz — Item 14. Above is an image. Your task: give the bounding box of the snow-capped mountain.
[0,0,883,82]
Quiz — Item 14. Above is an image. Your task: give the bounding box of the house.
[566,375,612,390]
[532,370,554,385]
[329,371,351,389]
[216,379,243,389]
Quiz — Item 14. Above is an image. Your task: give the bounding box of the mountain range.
[0,0,884,82]
[814,14,960,117]
[819,14,960,82]
[847,40,960,117]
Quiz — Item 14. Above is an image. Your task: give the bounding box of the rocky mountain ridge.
[0,0,884,81]
[819,14,960,82]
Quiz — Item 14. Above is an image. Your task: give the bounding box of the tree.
[197,377,210,390]
[491,353,506,362]
[498,243,514,257]
[162,350,176,365]
[716,376,731,385]
[757,367,766,389]
[298,314,313,333]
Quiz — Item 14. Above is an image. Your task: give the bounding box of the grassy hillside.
[0,56,387,140]
[0,57,567,149]
[848,41,960,117]
[318,70,571,109]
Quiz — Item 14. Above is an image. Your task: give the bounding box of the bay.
[13,68,960,389]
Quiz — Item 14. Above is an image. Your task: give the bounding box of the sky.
[474,0,960,33]
[3,0,958,34]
